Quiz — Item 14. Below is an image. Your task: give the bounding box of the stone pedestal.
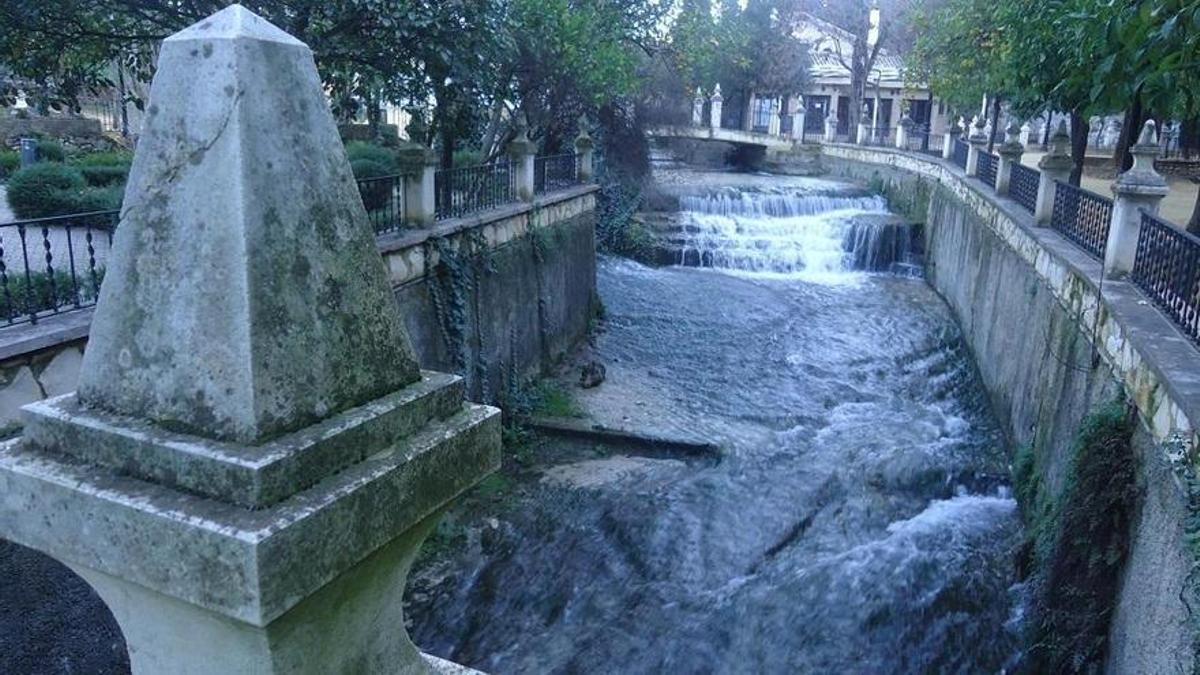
[692,88,704,126]
[575,122,595,182]
[1035,121,1073,225]
[856,120,870,145]
[768,99,782,136]
[398,137,438,227]
[824,115,838,142]
[996,122,1024,196]
[1104,121,1170,278]
[896,114,913,149]
[943,127,960,160]
[710,84,723,130]
[0,7,500,674]
[508,116,536,202]
[965,117,987,176]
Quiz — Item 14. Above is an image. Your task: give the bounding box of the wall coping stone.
[822,142,1200,448]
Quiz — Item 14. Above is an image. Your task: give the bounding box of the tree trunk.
[1069,110,1088,187]
[1041,109,1053,149]
[1113,88,1144,173]
[987,95,1001,153]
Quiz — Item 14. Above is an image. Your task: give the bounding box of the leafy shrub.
[6,163,122,218]
[452,148,484,168]
[7,163,86,218]
[0,150,18,180]
[345,141,398,173]
[350,158,393,211]
[73,151,133,167]
[79,165,130,187]
[35,139,66,163]
[0,268,102,322]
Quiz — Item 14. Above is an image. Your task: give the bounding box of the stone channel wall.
[823,144,1197,673]
[0,185,598,433]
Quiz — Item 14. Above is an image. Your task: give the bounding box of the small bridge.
[646,124,798,151]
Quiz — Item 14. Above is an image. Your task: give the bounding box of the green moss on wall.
[1016,400,1137,673]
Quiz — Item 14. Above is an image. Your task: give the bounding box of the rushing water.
[408,173,1023,674]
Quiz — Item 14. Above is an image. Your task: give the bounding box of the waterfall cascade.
[665,188,921,279]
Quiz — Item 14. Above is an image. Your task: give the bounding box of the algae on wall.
[1014,401,1138,673]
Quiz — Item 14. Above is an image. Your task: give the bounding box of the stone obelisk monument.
[0,6,498,673]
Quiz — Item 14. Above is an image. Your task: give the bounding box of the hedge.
[6,163,122,219]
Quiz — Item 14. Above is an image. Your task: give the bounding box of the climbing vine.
[425,229,498,396]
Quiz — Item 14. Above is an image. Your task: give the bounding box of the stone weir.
[0,6,498,674]
[821,142,1199,674]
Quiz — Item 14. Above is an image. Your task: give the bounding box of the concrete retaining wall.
[0,186,598,432]
[823,144,1197,673]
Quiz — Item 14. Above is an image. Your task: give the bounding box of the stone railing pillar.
[965,116,987,176]
[856,118,870,145]
[1104,121,1170,278]
[943,125,960,159]
[574,120,595,182]
[791,97,806,142]
[1035,121,1073,225]
[896,114,913,149]
[0,7,499,675]
[692,87,705,126]
[397,129,437,227]
[995,122,1024,196]
[710,84,723,130]
[768,98,782,136]
[824,114,838,142]
[508,116,537,202]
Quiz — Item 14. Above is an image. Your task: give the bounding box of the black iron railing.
[534,154,579,195]
[435,161,517,221]
[977,151,999,188]
[1009,163,1040,213]
[907,130,944,156]
[1132,211,1200,345]
[952,139,969,169]
[0,211,117,325]
[1050,181,1113,260]
[865,126,894,147]
[355,174,410,234]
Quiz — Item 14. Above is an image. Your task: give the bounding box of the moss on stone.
[1018,400,1138,673]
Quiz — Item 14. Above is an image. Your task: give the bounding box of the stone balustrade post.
[0,7,500,674]
[397,118,437,227]
[1104,121,1170,278]
[508,115,537,202]
[769,98,782,136]
[710,84,723,130]
[1035,121,1073,225]
[943,125,960,159]
[791,96,806,141]
[995,122,1024,196]
[856,117,870,145]
[965,116,987,176]
[896,114,913,150]
[692,87,705,126]
[574,120,595,182]
[824,114,838,142]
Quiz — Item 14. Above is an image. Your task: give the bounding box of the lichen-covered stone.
[76,4,420,444]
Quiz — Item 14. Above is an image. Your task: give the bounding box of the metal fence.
[952,139,969,169]
[355,174,409,234]
[864,126,894,147]
[1131,211,1200,345]
[1009,163,1040,214]
[1050,181,1113,260]
[435,161,517,221]
[534,154,580,195]
[0,211,117,325]
[977,151,998,188]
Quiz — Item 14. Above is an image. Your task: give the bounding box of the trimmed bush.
[0,150,18,180]
[35,139,66,163]
[350,158,393,211]
[7,163,86,218]
[80,165,130,187]
[6,163,122,218]
[345,141,398,173]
